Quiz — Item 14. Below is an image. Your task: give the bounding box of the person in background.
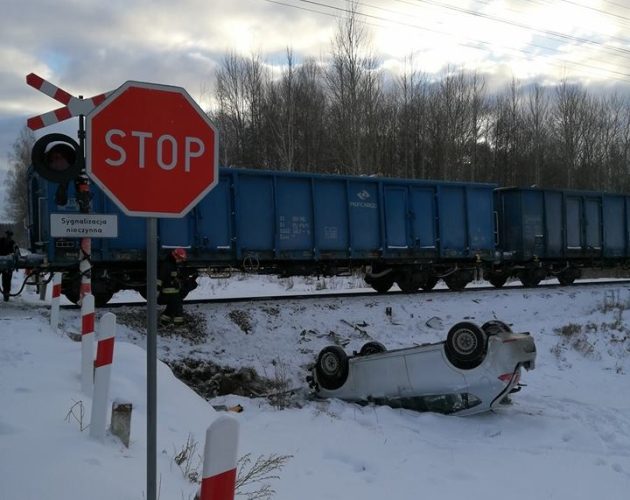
[158,247,187,325]
[0,230,18,302]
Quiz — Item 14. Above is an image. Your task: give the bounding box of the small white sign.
[50,213,118,238]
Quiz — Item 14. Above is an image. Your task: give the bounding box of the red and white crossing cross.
[26,73,111,130]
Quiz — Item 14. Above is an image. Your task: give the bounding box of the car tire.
[481,320,512,336]
[445,322,487,369]
[359,341,386,356]
[315,346,349,390]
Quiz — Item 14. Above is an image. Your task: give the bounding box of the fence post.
[90,312,116,440]
[200,416,239,500]
[50,272,62,332]
[81,293,95,395]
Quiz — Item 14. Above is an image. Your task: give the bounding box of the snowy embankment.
[1,272,630,499]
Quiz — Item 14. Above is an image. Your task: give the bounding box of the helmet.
[171,248,187,261]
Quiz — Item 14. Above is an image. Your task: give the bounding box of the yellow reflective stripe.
[162,287,179,294]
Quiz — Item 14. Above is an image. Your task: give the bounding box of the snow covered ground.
[1,271,630,499]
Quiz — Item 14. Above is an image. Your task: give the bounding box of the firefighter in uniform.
[0,230,18,302]
[158,247,187,324]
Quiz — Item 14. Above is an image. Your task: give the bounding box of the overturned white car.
[307,321,536,416]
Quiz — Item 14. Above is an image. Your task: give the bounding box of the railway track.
[59,278,630,310]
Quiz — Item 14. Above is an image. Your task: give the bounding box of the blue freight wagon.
[28,167,497,305]
[492,187,630,287]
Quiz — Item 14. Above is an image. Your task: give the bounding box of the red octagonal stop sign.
[86,81,219,218]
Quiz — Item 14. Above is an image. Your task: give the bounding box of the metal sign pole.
[146,217,158,500]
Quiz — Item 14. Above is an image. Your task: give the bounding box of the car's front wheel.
[445,322,487,369]
[315,346,349,390]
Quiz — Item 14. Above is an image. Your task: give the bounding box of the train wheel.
[370,276,395,293]
[63,285,80,305]
[92,279,115,307]
[519,272,541,288]
[420,277,438,291]
[488,274,507,288]
[61,275,81,305]
[396,275,419,293]
[444,275,468,291]
[557,269,579,286]
[557,274,574,286]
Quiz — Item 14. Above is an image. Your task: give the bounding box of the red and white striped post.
[50,272,62,332]
[79,232,92,302]
[81,293,95,395]
[200,416,239,500]
[90,312,116,440]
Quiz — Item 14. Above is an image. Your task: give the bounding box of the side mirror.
[31,133,83,183]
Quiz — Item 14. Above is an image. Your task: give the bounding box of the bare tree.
[294,58,328,172]
[553,79,587,188]
[391,56,430,179]
[466,71,487,182]
[215,52,249,166]
[326,0,382,174]
[266,48,299,171]
[426,68,479,180]
[243,53,267,167]
[4,127,34,243]
[523,83,550,187]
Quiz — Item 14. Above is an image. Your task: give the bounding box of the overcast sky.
[2,0,630,219]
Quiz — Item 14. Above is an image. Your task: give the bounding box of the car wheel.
[445,322,487,369]
[315,346,349,390]
[359,341,386,356]
[481,320,512,336]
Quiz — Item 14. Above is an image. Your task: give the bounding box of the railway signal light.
[31,133,83,206]
[31,133,83,183]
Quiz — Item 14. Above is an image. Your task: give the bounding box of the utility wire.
[262,0,630,81]
[413,0,630,58]
[558,0,630,23]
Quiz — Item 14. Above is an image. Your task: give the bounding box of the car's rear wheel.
[481,320,512,336]
[315,346,349,390]
[359,341,386,356]
[445,322,487,369]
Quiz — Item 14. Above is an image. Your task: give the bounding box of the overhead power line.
[414,0,630,58]
[262,0,630,82]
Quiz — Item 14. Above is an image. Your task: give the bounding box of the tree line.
[211,13,630,194]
